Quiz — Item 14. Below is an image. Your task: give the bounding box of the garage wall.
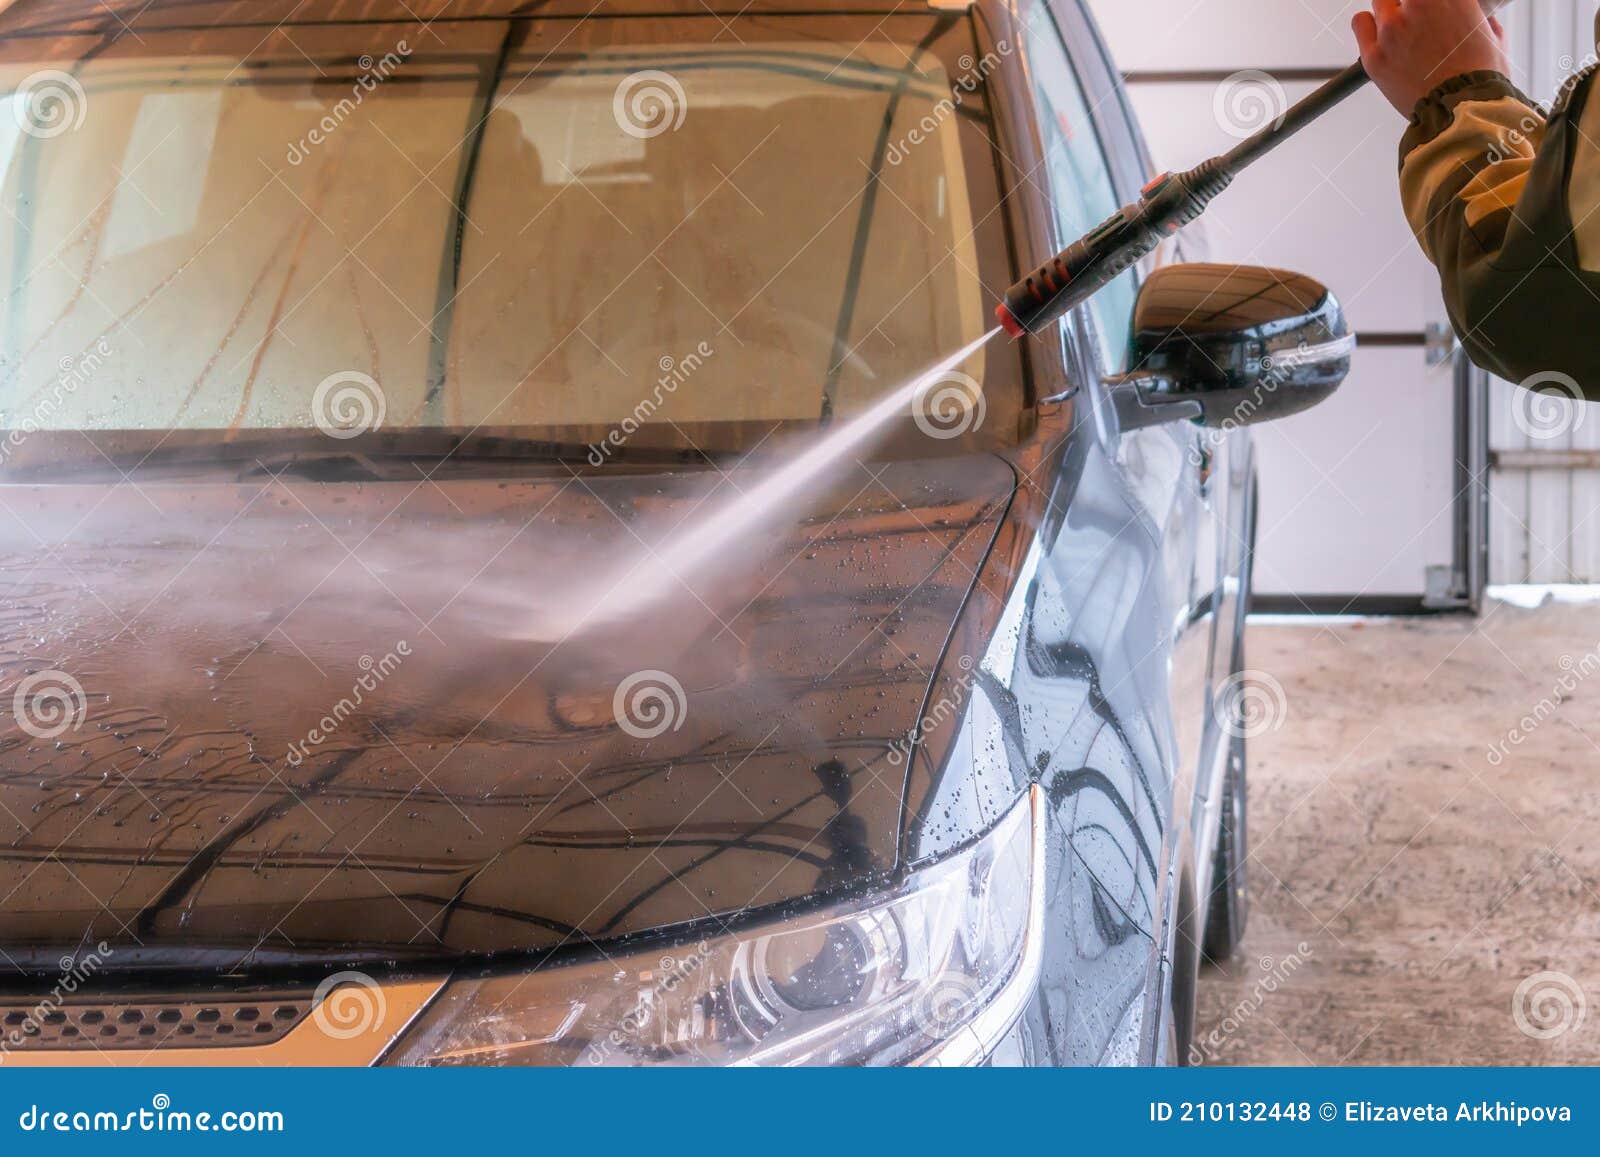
[1488,0,1600,583]
[1086,0,1460,606]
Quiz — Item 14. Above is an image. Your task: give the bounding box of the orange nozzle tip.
[995,303,1026,338]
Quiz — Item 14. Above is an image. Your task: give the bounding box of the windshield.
[0,6,1022,464]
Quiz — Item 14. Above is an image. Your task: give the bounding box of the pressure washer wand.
[995,61,1372,338]
[997,0,1520,338]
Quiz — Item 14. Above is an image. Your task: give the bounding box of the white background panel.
[1090,0,1459,599]
[1251,348,1456,597]
[1124,81,1433,333]
[1091,0,1600,598]
[1090,0,1373,73]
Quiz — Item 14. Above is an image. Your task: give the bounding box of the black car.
[0,0,1347,1065]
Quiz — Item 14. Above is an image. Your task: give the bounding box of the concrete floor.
[1193,599,1600,1065]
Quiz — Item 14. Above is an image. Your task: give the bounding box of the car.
[0,0,1348,1066]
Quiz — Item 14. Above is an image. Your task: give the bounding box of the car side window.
[1018,3,1138,371]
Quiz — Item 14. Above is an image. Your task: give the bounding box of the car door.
[1054,0,1250,880]
[1019,0,1218,1049]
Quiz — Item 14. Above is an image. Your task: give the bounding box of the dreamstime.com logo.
[588,340,714,465]
[1,339,113,467]
[1485,641,1600,766]
[885,40,1012,166]
[1512,371,1586,441]
[1512,970,1587,1041]
[1216,670,1289,740]
[1213,70,1288,139]
[312,370,386,439]
[0,942,113,1063]
[286,642,410,767]
[10,670,87,740]
[287,40,411,165]
[913,372,986,440]
[1189,944,1314,1064]
[17,1094,283,1134]
[583,940,713,1065]
[613,70,687,139]
[888,656,975,767]
[613,670,687,740]
[311,971,387,1040]
[1486,51,1595,165]
[911,972,981,1041]
[13,70,88,139]
[1187,341,1318,467]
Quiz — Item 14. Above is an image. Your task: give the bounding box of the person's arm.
[1397,72,1548,382]
[1354,0,1571,385]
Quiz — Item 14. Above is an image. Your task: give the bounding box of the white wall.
[1089,0,1458,602]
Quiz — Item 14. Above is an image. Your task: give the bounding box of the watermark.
[1189,943,1314,1064]
[887,656,975,767]
[587,340,714,465]
[1485,642,1600,766]
[1511,371,1586,441]
[582,941,713,1065]
[1485,106,1546,167]
[311,370,386,439]
[613,70,687,139]
[885,41,1012,166]
[286,41,412,165]
[912,373,985,440]
[13,70,88,139]
[0,942,113,1063]
[2,339,113,466]
[1512,970,1586,1041]
[1213,70,1288,139]
[1186,338,1351,466]
[286,642,410,767]
[17,1094,283,1133]
[1486,51,1595,166]
[10,669,87,740]
[1216,670,1289,740]
[911,972,982,1041]
[613,670,687,740]
[311,971,387,1040]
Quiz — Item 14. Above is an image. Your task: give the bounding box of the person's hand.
[1354,0,1511,116]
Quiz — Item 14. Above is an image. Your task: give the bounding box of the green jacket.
[1400,14,1600,394]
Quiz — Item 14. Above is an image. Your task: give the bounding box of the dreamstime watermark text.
[286,643,411,766]
[0,943,113,1062]
[17,1095,282,1134]
[887,656,975,767]
[2,339,113,465]
[587,341,714,465]
[886,43,1012,166]
[287,42,412,165]
[1485,641,1600,766]
[1190,943,1314,1064]
[583,941,714,1065]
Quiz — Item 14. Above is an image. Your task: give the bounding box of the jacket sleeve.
[1397,71,1551,383]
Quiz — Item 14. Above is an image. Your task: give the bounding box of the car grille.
[0,992,314,1051]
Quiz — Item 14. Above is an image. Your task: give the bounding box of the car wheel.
[1202,687,1249,963]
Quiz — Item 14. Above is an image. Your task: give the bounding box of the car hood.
[0,455,1014,972]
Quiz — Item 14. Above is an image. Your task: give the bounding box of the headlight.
[386,786,1043,1067]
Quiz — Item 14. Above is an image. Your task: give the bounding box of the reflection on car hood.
[0,456,1014,972]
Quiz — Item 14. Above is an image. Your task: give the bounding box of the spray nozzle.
[996,159,1233,338]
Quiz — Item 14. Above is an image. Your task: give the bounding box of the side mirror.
[1110,263,1353,431]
